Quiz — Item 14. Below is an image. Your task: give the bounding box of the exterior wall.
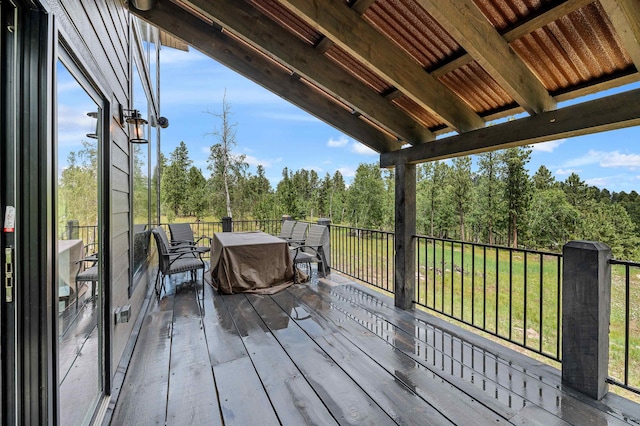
[47,0,158,390]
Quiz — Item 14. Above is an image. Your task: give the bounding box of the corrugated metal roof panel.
[247,0,322,46]
[362,0,462,69]
[472,0,552,32]
[511,2,633,92]
[391,95,441,128]
[438,62,514,113]
[324,44,393,94]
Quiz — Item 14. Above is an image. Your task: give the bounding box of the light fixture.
[124,109,148,144]
[86,111,98,139]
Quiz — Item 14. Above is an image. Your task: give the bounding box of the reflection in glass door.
[56,58,102,425]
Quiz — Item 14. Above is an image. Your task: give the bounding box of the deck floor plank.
[254,292,455,426]
[209,293,281,425]
[166,285,221,426]
[285,284,513,426]
[110,271,640,426]
[111,293,175,426]
[226,294,339,425]
[327,282,634,425]
[247,291,397,425]
[200,283,248,366]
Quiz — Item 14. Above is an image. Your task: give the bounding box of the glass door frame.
[56,40,110,423]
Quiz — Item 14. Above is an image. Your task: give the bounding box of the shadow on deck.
[106,269,640,425]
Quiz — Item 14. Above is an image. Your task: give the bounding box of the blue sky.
[66,46,640,193]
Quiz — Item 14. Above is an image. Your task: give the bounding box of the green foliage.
[503,146,532,248]
[524,188,579,250]
[185,166,208,219]
[161,141,191,216]
[475,151,505,244]
[58,141,98,235]
[346,163,385,229]
[450,156,473,240]
[417,161,451,237]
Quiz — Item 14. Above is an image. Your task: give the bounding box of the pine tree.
[502,146,532,248]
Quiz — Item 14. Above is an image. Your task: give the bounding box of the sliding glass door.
[56,53,104,426]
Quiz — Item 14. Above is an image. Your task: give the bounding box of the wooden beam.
[430,0,593,78]
[185,0,433,145]
[503,0,595,42]
[351,0,377,15]
[417,0,555,115]
[380,88,640,166]
[131,0,398,153]
[278,0,485,132]
[600,0,640,68]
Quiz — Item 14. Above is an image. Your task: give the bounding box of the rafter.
[600,0,640,68]
[380,88,640,166]
[417,0,555,115]
[278,0,485,132]
[351,0,377,15]
[184,0,433,145]
[130,0,398,153]
[430,0,594,78]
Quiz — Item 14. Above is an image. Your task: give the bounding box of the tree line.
[160,142,640,260]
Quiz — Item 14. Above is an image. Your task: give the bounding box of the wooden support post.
[222,217,232,232]
[317,218,331,275]
[562,240,612,400]
[394,163,416,310]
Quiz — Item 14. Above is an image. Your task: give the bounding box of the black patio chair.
[286,221,308,247]
[168,223,211,254]
[290,224,329,280]
[277,219,296,240]
[75,242,99,310]
[152,227,205,300]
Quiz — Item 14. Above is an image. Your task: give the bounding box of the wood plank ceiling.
[129,0,640,166]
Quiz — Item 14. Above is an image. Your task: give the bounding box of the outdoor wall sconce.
[86,111,98,139]
[124,109,148,144]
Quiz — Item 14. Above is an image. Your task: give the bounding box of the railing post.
[562,240,611,400]
[394,163,416,310]
[222,216,233,232]
[67,219,79,239]
[317,218,331,275]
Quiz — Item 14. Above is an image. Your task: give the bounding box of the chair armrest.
[170,239,196,246]
[194,235,212,245]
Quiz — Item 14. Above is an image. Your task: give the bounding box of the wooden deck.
[106,270,640,425]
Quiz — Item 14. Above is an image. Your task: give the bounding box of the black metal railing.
[414,235,562,362]
[330,225,395,293]
[62,223,98,245]
[64,217,640,396]
[231,219,282,235]
[158,221,224,239]
[607,258,640,395]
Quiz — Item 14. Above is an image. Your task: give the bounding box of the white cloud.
[244,155,282,168]
[531,139,565,152]
[350,142,377,156]
[599,151,640,168]
[585,177,611,188]
[560,149,640,170]
[327,136,349,147]
[160,48,204,66]
[255,112,319,123]
[302,165,324,173]
[562,150,601,168]
[555,168,579,176]
[337,166,356,178]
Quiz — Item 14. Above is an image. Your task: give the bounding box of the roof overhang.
[127,0,640,165]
